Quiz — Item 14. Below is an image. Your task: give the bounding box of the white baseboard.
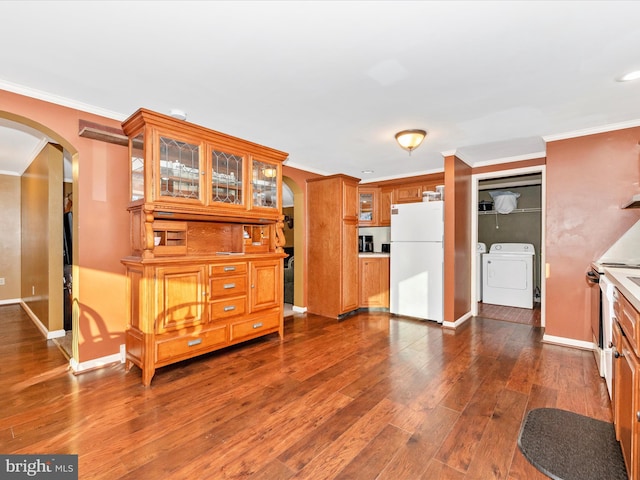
[19,300,65,339]
[542,333,595,351]
[70,347,125,374]
[442,311,472,329]
[292,305,307,313]
[0,298,20,306]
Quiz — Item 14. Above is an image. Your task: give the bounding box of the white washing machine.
[482,243,535,309]
[477,242,487,301]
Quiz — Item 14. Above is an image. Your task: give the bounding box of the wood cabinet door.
[155,265,206,334]
[618,333,639,479]
[250,259,281,311]
[359,257,390,308]
[393,185,422,203]
[343,180,359,220]
[341,221,359,313]
[379,189,393,226]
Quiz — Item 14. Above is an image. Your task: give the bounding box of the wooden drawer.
[210,275,247,298]
[230,311,280,342]
[210,262,247,276]
[614,288,640,356]
[156,325,228,364]
[210,296,247,320]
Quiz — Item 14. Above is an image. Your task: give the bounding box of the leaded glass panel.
[158,136,200,199]
[211,149,243,205]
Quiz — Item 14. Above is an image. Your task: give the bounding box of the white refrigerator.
[390,201,444,323]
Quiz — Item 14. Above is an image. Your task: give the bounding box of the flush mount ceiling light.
[395,129,427,155]
[616,70,640,82]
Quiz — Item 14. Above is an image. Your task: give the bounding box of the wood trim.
[78,119,128,146]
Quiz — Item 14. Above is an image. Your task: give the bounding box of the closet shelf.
[478,207,541,215]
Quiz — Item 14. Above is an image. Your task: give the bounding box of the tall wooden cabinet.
[307,174,360,318]
[121,109,288,386]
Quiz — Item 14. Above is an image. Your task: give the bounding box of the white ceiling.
[1,1,640,182]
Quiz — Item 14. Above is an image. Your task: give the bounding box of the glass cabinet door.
[211,149,244,205]
[158,136,202,201]
[359,191,374,222]
[130,132,145,202]
[252,159,278,209]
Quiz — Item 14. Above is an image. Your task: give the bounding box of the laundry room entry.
[477,174,542,308]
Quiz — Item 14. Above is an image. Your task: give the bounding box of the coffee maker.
[359,235,374,253]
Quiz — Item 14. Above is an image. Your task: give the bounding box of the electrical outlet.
[0,278,4,285]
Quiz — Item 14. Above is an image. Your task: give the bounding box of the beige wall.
[0,175,21,301]
[21,143,64,331]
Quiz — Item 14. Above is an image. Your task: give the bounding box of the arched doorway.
[0,112,79,361]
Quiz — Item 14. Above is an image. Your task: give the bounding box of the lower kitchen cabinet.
[123,255,283,386]
[359,256,390,309]
[612,287,640,479]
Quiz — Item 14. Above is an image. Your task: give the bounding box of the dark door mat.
[518,408,628,480]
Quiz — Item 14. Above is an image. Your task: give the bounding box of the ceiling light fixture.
[616,70,640,82]
[395,129,427,155]
[263,167,277,178]
[169,109,187,121]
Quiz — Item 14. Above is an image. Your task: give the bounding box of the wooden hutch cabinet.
[121,108,288,386]
[307,174,360,318]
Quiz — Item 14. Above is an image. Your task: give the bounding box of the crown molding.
[0,78,126,121]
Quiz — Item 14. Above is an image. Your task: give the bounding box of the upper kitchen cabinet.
[122,108,288,221]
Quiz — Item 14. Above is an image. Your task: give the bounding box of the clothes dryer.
[482,243,535,309]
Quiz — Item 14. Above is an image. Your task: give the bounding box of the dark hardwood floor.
[1,303,610,479]
[477,302,541,327]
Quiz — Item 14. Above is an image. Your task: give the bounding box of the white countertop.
[603,267,640,311]
[358,252,390,258]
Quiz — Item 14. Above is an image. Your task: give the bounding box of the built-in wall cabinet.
[307,174,360,318]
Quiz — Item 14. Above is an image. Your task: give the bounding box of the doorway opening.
[282,176,304,315]
[0,113,78,361]
[471,165,545,327]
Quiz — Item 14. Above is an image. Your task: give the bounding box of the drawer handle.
[637,411,640,422]
[223,305,236,312]
[223,266,236,272]
[253,322,263,329]
[223,283,236,289]
[187,338,202,347]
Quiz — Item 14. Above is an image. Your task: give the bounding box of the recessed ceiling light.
[361,169,374,174]
[616,70,640,82]
[169,109,187,120]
